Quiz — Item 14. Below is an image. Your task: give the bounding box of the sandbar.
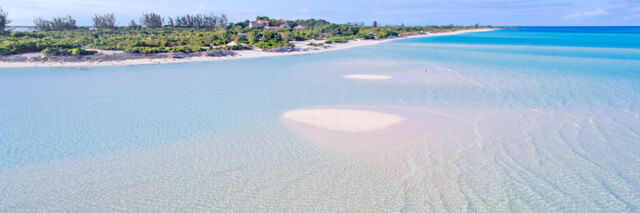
[282,108,405,132]
[282,105,467,153]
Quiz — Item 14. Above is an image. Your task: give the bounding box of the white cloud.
[563,8,608,19]
[300,8,309,13]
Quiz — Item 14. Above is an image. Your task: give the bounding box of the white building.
[249,20,269,29]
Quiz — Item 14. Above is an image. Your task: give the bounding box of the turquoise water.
[1,28,640,211]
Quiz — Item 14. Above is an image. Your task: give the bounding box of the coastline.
[0,28,495,68]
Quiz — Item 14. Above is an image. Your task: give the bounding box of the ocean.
[1,27,639,211]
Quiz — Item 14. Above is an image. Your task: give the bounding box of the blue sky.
[2,0,640,26]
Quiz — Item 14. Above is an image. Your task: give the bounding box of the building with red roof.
[249,20,269,28]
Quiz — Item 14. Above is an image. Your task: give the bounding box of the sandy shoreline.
[0,28,495,68]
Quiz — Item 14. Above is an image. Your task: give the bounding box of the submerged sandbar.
[282,105,465,152]
[282,109,405,132]
[344,74,392,80]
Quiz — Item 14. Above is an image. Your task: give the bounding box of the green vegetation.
[42,47,96,56]
[0,10,489,56]
[253,30,292,49]
[326,37,348,44]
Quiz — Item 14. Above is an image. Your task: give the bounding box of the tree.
[261,30,281,42]
[247,31,257,44]
[474,23,479,28]
[372,21,377,28]
[0,7,10,32]
[173,13,227,28]
[34,17,50,31]
[167,17,174,27]
[128,19,139,29]
[281,31,290,43]
[34,15,76,31]
[219,14,228,29]
[139,13,163,29]
[51,15,77,30]
[92,13,115,30]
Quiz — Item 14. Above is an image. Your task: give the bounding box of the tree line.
[17,12,229,31]
[34,15,77,31]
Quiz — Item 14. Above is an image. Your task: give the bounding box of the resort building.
[295,25,306,30]
[249,20,269,28]
[250,19,289,29]
[277,19,289,28]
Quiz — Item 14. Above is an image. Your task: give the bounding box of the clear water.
[1,27,639,211]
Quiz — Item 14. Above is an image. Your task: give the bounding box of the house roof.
[251,20,269,24]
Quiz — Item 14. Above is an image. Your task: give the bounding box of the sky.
[2,0,640,26]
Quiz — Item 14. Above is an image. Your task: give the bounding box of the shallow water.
[1,27,639,211]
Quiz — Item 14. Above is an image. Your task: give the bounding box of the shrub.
[254,40,293,49]
[0,40,41,55]
[126,46,168,54]
[71,48,97,55]
[376,30,398,38]
[358,33,375,39]
[12,32,26,37]
[42,47,96,56]
[42,47,68,56]
[215,45,251,50]
[326,37,348,43]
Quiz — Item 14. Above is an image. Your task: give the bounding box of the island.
[0,9,494,68]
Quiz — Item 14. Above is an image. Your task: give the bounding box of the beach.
[0,29,494,68]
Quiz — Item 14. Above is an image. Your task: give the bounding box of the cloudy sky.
[2,0,640,26]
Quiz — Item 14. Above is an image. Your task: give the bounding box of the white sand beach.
[0,29,495,68]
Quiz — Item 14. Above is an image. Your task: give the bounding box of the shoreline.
[0,28,495,68]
